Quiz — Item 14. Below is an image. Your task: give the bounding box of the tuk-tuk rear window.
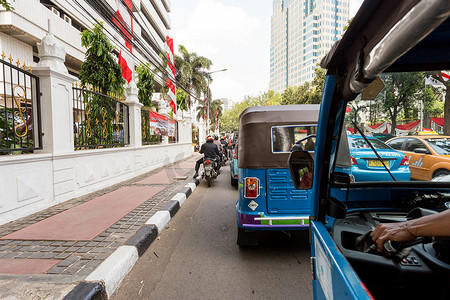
[271,125,317,153]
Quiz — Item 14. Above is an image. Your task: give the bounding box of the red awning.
[431,117,444,127]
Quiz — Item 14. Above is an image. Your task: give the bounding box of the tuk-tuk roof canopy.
[321,0,450,101]
[239,105,320,126]
[238,105,320,169]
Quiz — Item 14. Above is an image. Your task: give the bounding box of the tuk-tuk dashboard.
[328,198,450,299]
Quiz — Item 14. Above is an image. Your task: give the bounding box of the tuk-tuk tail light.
[245,177,259,198]
[351,156,357,165]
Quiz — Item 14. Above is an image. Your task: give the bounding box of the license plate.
[368,160,390,168]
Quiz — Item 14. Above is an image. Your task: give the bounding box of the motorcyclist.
[193,135,221,178]
[220,136,228,159]
[213,135,224,164]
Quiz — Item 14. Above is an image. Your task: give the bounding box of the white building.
[269,0,350,93]
[0,1,195,225]
[0,0,172,89]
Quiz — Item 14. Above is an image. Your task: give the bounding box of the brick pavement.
[0,154,200,298]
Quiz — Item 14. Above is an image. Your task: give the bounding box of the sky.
[169,0,364,104]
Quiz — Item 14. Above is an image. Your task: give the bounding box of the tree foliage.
[427,71,450,135]
[174,45,212,109]
[136,63,154,107]
[80,23,125,95]
[220,91,281,132]
[78,23,126,146]
[280,66,325,105]
[176,89,188,112]
[381,72,425,134]
[0,0,13,10]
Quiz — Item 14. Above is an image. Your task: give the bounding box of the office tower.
[270,0,350,93]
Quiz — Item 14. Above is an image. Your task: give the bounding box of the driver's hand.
[371,222,416,253]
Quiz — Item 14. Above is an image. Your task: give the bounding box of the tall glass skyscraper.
[269,0,350,93]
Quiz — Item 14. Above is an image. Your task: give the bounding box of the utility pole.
[205,69,227,135]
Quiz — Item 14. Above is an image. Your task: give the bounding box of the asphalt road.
[112,163,313,300]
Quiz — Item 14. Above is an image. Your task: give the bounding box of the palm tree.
[196,99,223,131]
[174,45,212,109]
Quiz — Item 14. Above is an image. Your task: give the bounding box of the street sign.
[361,77,385,100]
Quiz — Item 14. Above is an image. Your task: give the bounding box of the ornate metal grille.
[73,85,129,149]
[0,53,42,153]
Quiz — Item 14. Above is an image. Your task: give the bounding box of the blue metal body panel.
[236,168,310,230]
[311,221,372,300]
[266,168,311,214]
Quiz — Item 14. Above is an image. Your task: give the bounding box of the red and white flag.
[113,0,134,83]
[166,35,176,114]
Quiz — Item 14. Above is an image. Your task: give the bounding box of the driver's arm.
[371,209,450,252]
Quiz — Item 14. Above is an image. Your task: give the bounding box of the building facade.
[269,0,350,93]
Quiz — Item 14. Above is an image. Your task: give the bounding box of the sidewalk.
[0,153,202,299]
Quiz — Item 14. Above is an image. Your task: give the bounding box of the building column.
[125,81,143,147]
[33,28,77,154]
[177,111,192,144]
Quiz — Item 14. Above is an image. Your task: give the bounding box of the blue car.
[336,134,410,182]
[229,146,238,187]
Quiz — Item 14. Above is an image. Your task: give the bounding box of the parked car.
[336,135,411,182]
[365,132,395,142]
[386,135,450,180]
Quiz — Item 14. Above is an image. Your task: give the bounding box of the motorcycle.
[202,157,218,187]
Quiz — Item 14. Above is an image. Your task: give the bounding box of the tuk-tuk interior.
[289,1,450,299]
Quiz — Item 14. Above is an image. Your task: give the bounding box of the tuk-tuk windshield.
[339,70,449,182]
[272,125,317,153]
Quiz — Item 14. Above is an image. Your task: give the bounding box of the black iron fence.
[73,85,129,149]
[0,54,42,154]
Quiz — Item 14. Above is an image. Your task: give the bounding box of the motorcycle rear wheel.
[206,175,212,187]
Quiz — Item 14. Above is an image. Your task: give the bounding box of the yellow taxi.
[386,135,450,180]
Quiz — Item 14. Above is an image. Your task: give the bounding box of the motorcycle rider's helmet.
[206,135,214,141]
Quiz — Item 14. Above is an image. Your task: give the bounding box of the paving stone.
[47,266,66,275]
[41,246,56,252]
[74,242,88,247]
[27,246,44,252]
[55,253,78,267]
[53,246,69,253]
[62,242,77,247]
[80,254,97,260]
[76,267,95,276]
[61,267,79,275]
[41,252,59,259]
[87,248,103,253]
[55,253,72,260]
[28,253,45,259]
[86,242,99,247]
[94,253,108,260]
[18,241,33,246]
[15,252,33,258]
[76,247,92,253]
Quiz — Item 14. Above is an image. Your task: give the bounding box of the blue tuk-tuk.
[288,1,450,299]
[236,105,320,246]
